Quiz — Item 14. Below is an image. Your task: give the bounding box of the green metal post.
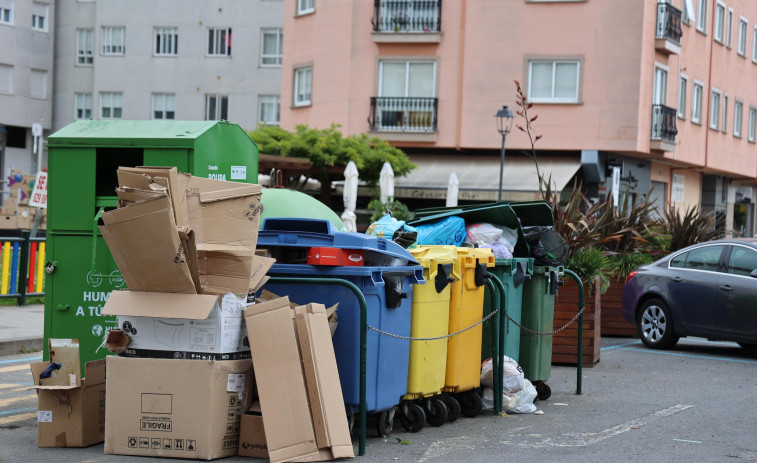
[266,276,368,456]
[17,231,30,306]
[562,269,584,395]
[485,279,501,414]
[490,275,509,412]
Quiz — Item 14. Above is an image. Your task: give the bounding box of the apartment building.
[280,0,757,236]
[0,0,54,184]
[52,0,284,132]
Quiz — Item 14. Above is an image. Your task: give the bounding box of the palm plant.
[662,204,724,252]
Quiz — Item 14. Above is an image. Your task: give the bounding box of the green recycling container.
[45,120,259,374]
[518,265,563,400]
[481,257,533,363]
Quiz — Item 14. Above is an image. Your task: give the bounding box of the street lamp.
[0,125,7,205]
[495,105,515,202]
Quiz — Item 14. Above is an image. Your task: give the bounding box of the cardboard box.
[244,298,354,463]
[0,214,17,229]
[102,291,250,360]
[119,166,189,228]
[238,407,267,459]
[99,194,197,294]
[30,339,106,447]
[104,356,253,460]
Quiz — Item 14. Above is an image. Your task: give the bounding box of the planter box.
[552,277,600,367]
[600,277,637,337]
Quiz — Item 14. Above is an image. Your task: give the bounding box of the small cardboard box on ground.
[238,402,267,459]
[102,291,251,360]
[30,339,106,448]
[104,356,253,460]
[242,297,353,463]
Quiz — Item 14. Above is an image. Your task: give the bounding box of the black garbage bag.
[522,226,568,267]
[392,228,418,248]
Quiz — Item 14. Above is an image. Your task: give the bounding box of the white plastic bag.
[465,223,503,245]
[507,379,537,414]
[501,356,525,395]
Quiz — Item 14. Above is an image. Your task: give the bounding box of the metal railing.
[656,2,682,43]
[0,231,46,305]
[369,97,438,132]
[651,104,678,143]
[372,0,442,33]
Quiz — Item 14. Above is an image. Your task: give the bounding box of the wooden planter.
[600,277,637,337]
[552,277,601,367]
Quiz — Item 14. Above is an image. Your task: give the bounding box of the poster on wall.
[672,174,684,203]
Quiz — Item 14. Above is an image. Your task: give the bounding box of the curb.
[0,338,44,356]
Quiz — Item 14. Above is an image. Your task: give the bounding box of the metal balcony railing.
[651,104,678,143]
[656,2,682,43]
[369,97,438,132]
[372,0,442,33]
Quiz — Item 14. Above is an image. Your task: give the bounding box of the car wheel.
[738,342,757,350]
[637,298,679,349]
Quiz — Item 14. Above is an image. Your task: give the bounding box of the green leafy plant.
[395,437,411,445]
[662,204,724,252]
[564,247,611,295]
[606,252,656,281]
[367,198,412,222]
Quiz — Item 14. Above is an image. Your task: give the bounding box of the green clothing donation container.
[44,120,259,374]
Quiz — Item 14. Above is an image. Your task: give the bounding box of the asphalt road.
[1,337,756,462]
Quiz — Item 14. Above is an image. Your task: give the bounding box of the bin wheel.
[534,381,551,401]
[375,409,394,437]
[459,390,483,418]
[424,398,448,427]
[398,403,426,433]
[443,395,460,422]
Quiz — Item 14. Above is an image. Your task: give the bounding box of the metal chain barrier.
[503,304,586,336]
[367,308,500,341]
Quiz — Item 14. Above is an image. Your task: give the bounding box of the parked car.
[622,239,757,350]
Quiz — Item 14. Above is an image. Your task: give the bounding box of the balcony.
[655,2,682,54]
[650,104,677,152]
[372,0,442,43]
[369,97,438,141]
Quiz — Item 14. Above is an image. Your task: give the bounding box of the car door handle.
[670,276,682,283]
[719,284,733,292]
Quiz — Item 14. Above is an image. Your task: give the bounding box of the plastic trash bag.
[415,216,466,246]
[480,357,524,394]
[508,379,538,414]
[479,243,513,259]
[366,214,418,248]
[481,357,535,412]
[465,223,503,245]
[522,226,568,266]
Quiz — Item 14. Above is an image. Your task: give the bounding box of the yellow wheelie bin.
[399,245,459,432]
[442,247,495,420]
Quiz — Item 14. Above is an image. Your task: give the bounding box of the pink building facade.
[281,0,757,236]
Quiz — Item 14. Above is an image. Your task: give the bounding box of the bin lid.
[455,247,496,267]
[258,218,418,265]
[409,245,458,266]
[260,189,345,231]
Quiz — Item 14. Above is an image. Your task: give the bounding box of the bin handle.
[435,263,455,293]
[474,259,490,287]
[90,208,104,274]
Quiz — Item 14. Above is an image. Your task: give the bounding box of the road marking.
[600,340,641,351]
[0,411,35,425]
[618,347,757,365]
[0,407,36,417]
[0,356,42,365]
[0,364,30,373]
[673,438,702,443]
[0,394,36,408]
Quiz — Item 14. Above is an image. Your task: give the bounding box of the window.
[709,88,721,130]
[207,27,231,56]
[102,26,125,55]
[738,17,747,56]
[74,93,92,119]
[653,65,668,105]
[734,100,743,137]
[528,60,580,103]
[684,245,724,272]
[753,26,757,62]
[692,81,703,123]
[696,0,707,33]
[722,93,728,133]
[258,95,280,125]
[749,106,757,142]
[261,29,283,66]
[294,66,312,106]
[154,27,178,56]
[152,93,175,120]
[726,246,757,277]
[678,75,687,119]
[669,252,688,268]
[0,0,13,25]
[714,2,725,43]
[76,29,94,65]
[682,0,691,24]
[100,92,123,119]
[205,95,228,120]
[31,2,47,31]
[297,0,314,15]
[727,8,733,47]
[0,64,11,93]
[30,69,45,98]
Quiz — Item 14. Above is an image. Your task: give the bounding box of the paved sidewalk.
[0,304,44,355]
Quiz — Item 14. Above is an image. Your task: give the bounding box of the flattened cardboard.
[244,297,320,463]
[31,353,106,448]
[104,356,252,460]
[119,166,189,228]
[249,256,276,292]
[99,195,196,294]
[197,244,255,296]
[101,291,249,360]
[46,338,81,387]
[178,227,202,294]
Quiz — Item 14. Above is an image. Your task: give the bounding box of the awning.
[391,154,581,201]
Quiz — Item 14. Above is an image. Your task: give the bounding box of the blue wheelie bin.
[255,218,424,437]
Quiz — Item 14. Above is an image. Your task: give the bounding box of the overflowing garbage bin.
[255,218,424,436]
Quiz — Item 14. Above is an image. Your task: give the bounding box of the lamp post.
[0,125,7,205]
[495,105,515,202]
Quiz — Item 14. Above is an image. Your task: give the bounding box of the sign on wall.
[672,174,685,204]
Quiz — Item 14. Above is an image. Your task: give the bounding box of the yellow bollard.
[36,242,46,293]
[1,242,10,295]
